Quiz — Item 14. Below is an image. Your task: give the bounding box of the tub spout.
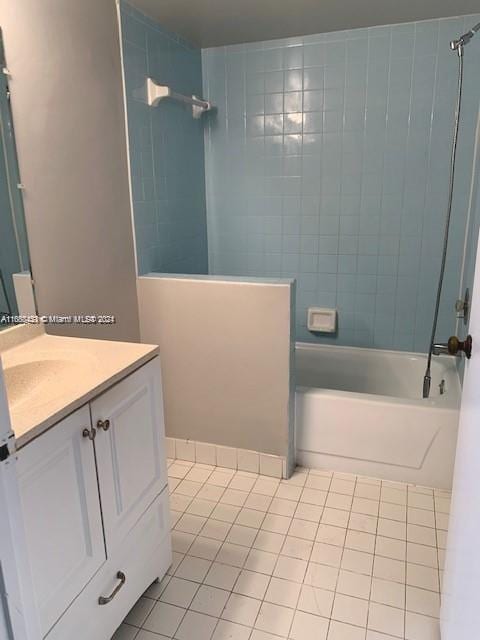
[432,343,450,356]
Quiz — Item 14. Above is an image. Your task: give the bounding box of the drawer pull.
[98,571,126,605]
[82,427,96,441]
[97,419,110,432]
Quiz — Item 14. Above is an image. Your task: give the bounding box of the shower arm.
[450,22,480,52]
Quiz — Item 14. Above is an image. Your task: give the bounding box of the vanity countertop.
[0,325,159,448]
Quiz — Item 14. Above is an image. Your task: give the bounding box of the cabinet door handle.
[97,419,110,432]
[82,427,96,441]
[98,571,126,605]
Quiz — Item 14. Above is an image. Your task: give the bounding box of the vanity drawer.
[45,487,171,640]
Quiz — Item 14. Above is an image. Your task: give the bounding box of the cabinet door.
[91,357,167,550]
[16,405,105,637]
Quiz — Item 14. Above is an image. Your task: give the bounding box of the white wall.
[137,275,294,462]
[0,0,139,341]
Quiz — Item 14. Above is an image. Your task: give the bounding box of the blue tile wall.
[121,2,208,275]
[203,15,480,351]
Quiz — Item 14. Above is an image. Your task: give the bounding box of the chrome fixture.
[439,379,446,395]
[423,21,479,398]
[450,22,480,52]
[432,335,473,359]
[432,343,450,356]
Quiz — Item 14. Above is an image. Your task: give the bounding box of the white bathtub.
[295,342,461,489]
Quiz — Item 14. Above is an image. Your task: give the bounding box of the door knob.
[97,419,110,431]
[447,334,472,358]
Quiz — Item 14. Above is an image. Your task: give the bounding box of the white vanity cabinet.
[16,357,171,640]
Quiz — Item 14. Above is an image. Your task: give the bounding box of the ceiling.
[130,0,480,48]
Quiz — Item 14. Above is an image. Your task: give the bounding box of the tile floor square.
[160,577,199,608]
[405,611,441,640]
[216,541,250,567]
[268,497,297,517]
[254,530,285,554]
[212,620,251,640]
[264,576,301,608]
[297,584,334,618]
[294,502,323,522]
[190,584,229,617]
[311,542,343,567]
[316,524,346,547]
[175,610,218,640]
[304,561,339,591]
[244,548,278,574]
[222,593,261,626]
[234,569,270,599]
[273,555,308,582]
[328,620,366,640]
[281,535,313,560]
[255,601,295,636]
[290,609,329,640]
[204,562,241,590]
[236,508,266,528]
[368,602,405,638]
[175,556,212,583]
[332,593,369,627]
[370,577,405,608]
[142,601,185,636]
[336,569,371,599]
[226,524,258,548]
[189,536,222,560]
[211,503,241,523]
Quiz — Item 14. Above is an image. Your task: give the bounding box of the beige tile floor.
[113,459,450,640]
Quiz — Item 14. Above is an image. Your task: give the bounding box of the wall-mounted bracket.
[146,77,213,119]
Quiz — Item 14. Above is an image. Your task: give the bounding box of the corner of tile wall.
[166,436,287,479]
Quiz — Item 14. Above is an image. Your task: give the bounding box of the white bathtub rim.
[296,384,460,412]
[296,340,452,363]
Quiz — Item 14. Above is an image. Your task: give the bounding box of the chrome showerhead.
[450,22,480,52]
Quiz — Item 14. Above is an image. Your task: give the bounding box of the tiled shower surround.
[203,16,480,350]
[121,3,480,352]
[121,2,208,275]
